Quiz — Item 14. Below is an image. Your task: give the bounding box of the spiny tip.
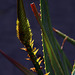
[30,40,34,48]
[41,33,43,36]
[42,50,44,52]
[43,56,44,58]
[37,57,41,62]
[44,72,50,75]
[33,49,39,55]
[32,47,36,52]
[16,18,19,25]
[27,54,30,57]
[25,58,30,60]
[42,44,43,46]
[44,62,45,64]
[30,67,36,72]
[20,48,27,51]
[39,59,43,65]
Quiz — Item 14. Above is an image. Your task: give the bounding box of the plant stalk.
[25,45,43,75]
[53,28,75,45]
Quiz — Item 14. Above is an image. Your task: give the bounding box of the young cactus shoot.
[0,0,75,75]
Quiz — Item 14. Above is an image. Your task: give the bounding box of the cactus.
[0,0,75,75]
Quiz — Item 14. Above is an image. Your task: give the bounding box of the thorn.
[37,57,41,62]
[27,54,30,57]
[41,33,42,36]
[25,58,30,60]
[42,44,43,46]
[32,47,36,52]
[30,66,42,72]
[61,36,68,49]
[39,59,43,65]
[20,48,27,51]
[30,67,36,72]
[42,50,44,52]
[16,18,19,25]
[33,49,39,55]
[31,44,34,49]
[30,40,34,48]
[44,72,50,75]
[40,9,41,12]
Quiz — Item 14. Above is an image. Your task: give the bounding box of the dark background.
[0,0,75,75]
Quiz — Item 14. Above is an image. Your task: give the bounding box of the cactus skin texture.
[16,0,43,75]
[16,18,32,46]
[16,0,32,46]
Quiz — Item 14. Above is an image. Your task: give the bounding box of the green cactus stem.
[16,0,43,75]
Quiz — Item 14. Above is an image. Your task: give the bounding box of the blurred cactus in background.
[0,0,75,75]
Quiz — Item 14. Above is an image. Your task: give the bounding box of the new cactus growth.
[0,0,75,75]
[16,0,43,75]
[16,0,32,46]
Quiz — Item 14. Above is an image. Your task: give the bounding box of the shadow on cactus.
[0,0,75,75]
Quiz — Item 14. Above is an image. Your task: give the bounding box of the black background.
[0,0,75,75]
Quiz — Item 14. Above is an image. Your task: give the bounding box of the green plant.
[0,0,75,75]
